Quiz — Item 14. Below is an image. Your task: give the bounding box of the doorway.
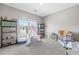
[17,18,38,45]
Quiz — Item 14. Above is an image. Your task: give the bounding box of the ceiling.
[4,3,78,17]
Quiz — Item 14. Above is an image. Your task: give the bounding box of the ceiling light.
[34,9,37,12]
[40,3,45,5]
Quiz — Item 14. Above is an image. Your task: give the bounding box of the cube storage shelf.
[37,23,45,38]
[0,17,1,47]
[0,16,17,47]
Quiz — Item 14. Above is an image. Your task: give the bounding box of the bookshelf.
[0,16,17,47]
[38,23,45,38]
[0,18,1,47]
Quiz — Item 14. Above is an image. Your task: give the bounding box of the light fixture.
[33,9,38,14]
[34,9,37,12]
[40,3,45,5]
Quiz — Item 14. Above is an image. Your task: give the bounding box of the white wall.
[0,3,42,22]
[43,5,79,41]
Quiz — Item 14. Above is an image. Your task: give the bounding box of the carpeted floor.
[0,38,66,55]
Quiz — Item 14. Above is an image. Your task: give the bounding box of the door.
[17,18,29,44]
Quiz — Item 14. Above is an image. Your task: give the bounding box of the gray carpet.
[0,39,66,55]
